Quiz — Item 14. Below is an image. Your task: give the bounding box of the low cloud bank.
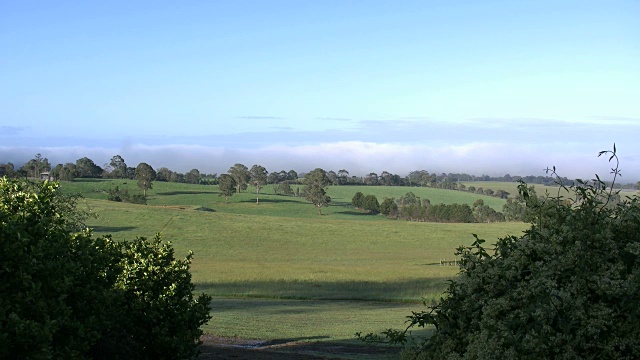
[2,141,637,182]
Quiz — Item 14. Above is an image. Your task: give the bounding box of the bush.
[362,194,380,213]
[380,197,398,216]
[0,178,211,359]
[352,191,365,208]
[107,186,147,205]
[361,148,640,358]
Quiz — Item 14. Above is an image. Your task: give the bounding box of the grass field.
[62,179,528,352]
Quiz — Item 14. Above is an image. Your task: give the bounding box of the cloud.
[2,140,637,181]
[587,116,640,125]
[0,126,29,135]
[236,116,286,120]
[314,117,353,121]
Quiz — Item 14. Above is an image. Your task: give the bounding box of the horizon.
[2,1,639,181]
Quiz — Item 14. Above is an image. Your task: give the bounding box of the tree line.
[0,154,640,195]
[352,191,511,223]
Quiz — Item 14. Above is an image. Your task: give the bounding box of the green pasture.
[458,180,617,199]
[63,178,508,215]
[62,179,528,349]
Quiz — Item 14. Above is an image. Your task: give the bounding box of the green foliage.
[0,178,105,359]
[75,157,103,178]
[304,168,331,215]
[185,168,200,184]
[472,198,505,223]
[362,194,380,213]
[365,148,640,359]
[135,162,156,197]
[379,197,398,216]
[0,178,211,359]
[95,235,212,360]
[108,155,127,179]
[273,182,294,196]
[352,191,365,208]
[107,186,147,204]
[228,163,250,193]
[249,164,268,204]
[217,174,236,202]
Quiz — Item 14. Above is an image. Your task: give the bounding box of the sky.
[2,0,639,181]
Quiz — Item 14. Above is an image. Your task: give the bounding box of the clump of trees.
[353,191,506,223]
[360,148,640,359]
[0,178,212,359]
[351,192,380,214]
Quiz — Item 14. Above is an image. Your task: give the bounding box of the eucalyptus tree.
[109,155,127,179]
[337,169,349,185]
[135,162,156,197]
[217,174,236,202]
[75,157,102,178]
[228,163,250,193]
[303,168,331,215]
[185,168,200,184]
[249,165,268,204]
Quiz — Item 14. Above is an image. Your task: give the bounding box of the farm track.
[198,335,400,359]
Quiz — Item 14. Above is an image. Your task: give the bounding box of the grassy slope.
[63,179,527,344]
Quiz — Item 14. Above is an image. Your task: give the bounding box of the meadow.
[63,179,527,356]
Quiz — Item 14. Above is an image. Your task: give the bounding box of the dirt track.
[198,335,400,359]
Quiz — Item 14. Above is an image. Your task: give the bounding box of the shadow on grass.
[196,277,450,303]
[335,210,375,216]
[241,198,300,204]
[71,178,111,183]
[90,226,137,233]
[156,190,216,196]
[331,201,352,207]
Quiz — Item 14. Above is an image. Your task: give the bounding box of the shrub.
[380,197,398,216]
[352,191,365,208]
[0,178,211,359]
[361,147,640,359]
[362,194,380,213]
[107,186,147,205]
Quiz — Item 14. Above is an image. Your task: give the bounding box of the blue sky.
[2,1,639,180]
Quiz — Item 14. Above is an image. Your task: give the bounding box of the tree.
[337,169,349,185]
[217,174,236,202]
[379,197,398,216]
[303,168,331,215]
[228,164,250,194]
[352,192,365,209]
[135,162,156,198]
[362,147,640,359]
[21,153,51,179]
[249,165,268,204]
[109,155,127,179]
[327,170,338,185]
[0,178,211,359]
[75,157,103,178]
[274,182,293,196]
[156,167,173,182]
[0,162,15,178]
[287,170,298,181]
[364,172,379,185]
[55,163,78,181]
[267,172,280,185]
[185,168,200,184]
[362,194,380,214]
